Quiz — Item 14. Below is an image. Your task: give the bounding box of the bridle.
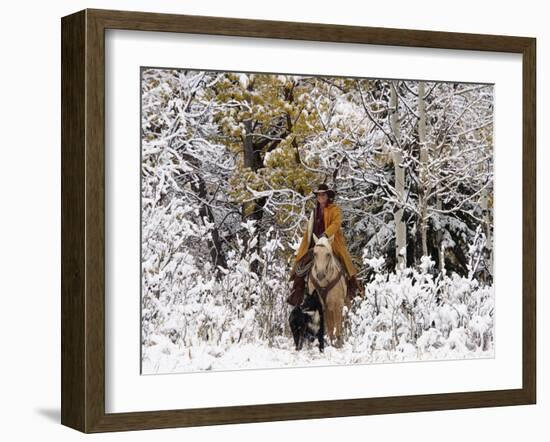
[309,245,344,305]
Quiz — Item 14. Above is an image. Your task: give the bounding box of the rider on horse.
[287,183,359,306]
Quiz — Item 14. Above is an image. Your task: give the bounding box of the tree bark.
[418,82,430,259]
[390,82,407,269]
[436,194,445,274]
[190,174,228,272]
[241,119,266,276]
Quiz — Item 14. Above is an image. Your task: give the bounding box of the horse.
[307,233,348,348]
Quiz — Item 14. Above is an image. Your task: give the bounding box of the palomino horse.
[308,233,347,348]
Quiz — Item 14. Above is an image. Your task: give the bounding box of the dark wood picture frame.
[61,8,536,433]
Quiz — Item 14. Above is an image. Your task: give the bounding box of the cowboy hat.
[312,183,336,200]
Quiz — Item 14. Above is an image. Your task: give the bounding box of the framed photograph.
[61,8,536,433]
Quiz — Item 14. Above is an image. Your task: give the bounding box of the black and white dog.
[289,290,325,352]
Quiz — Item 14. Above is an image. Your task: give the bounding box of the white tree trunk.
[481,190,493,277]
[418,81,429,259]
[390,83,407,269]
[436,194,445,274]
[480,156,493,280]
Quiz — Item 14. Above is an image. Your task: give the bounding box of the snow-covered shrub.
[142,217,295,369]
[345,250,494,360]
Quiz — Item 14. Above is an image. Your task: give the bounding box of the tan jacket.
[291,203,357,277]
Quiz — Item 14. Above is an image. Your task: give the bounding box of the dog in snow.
[289,290,325,352]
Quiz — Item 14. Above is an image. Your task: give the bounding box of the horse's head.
[312,233,335,282]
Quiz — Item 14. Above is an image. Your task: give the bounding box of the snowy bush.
[345,256,494,361]
[143,245,494,372]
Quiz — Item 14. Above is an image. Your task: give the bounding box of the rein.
[310,267,344,305]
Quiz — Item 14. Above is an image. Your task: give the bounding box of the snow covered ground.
[142,333,494,374]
